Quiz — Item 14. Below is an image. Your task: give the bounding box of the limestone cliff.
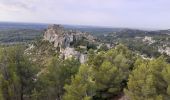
[44,24,96,63]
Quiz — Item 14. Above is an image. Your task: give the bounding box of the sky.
[0,0,170,29]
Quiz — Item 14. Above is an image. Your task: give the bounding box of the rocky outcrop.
[44,24,95,47]
[59,47,87,63]
[158,47,170,56]
[142,36,155,44]
[44,24,95,63]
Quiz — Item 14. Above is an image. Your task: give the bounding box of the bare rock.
[43,24,95,63]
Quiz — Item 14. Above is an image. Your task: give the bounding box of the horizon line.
[0,20,169,31]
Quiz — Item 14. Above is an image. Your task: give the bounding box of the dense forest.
[0,43,169,100]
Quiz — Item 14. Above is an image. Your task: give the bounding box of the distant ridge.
[0,22,48,30]
[0,22,170,33]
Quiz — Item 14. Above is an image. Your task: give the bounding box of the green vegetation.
[0,23,170,100]
[0,44,80,100]
[0,42,169,100]
[70,37,97,52]
[0,46,38,100]
[64,44,136,100]
[32,57,80,100]
[125,57,170,100]
[97,30,170,62]
[0,29,43,45]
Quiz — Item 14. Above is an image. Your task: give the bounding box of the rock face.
[44,25,64,42]
[158,47,170,56]
[142,36,155,44]
[44,24,95,48]
[44,24,95,63]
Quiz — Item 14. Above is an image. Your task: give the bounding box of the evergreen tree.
[64,44,136,99]
[63,64,96,100]
[33,57,80,100]
[0,46,38,100]
[125,57,170,100]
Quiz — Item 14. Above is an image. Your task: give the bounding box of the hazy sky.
[0,0,170,29]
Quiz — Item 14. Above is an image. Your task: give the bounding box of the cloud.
[0,0,170,29]
[0,0,38,12]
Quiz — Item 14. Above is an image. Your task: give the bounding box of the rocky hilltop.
[44,24,96,63]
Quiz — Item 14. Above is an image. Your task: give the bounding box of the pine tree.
[125,57,170,100]
[33,57,80,100]
[64,44,136,99]
[63,64,96,100]
[0,46,38,100]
